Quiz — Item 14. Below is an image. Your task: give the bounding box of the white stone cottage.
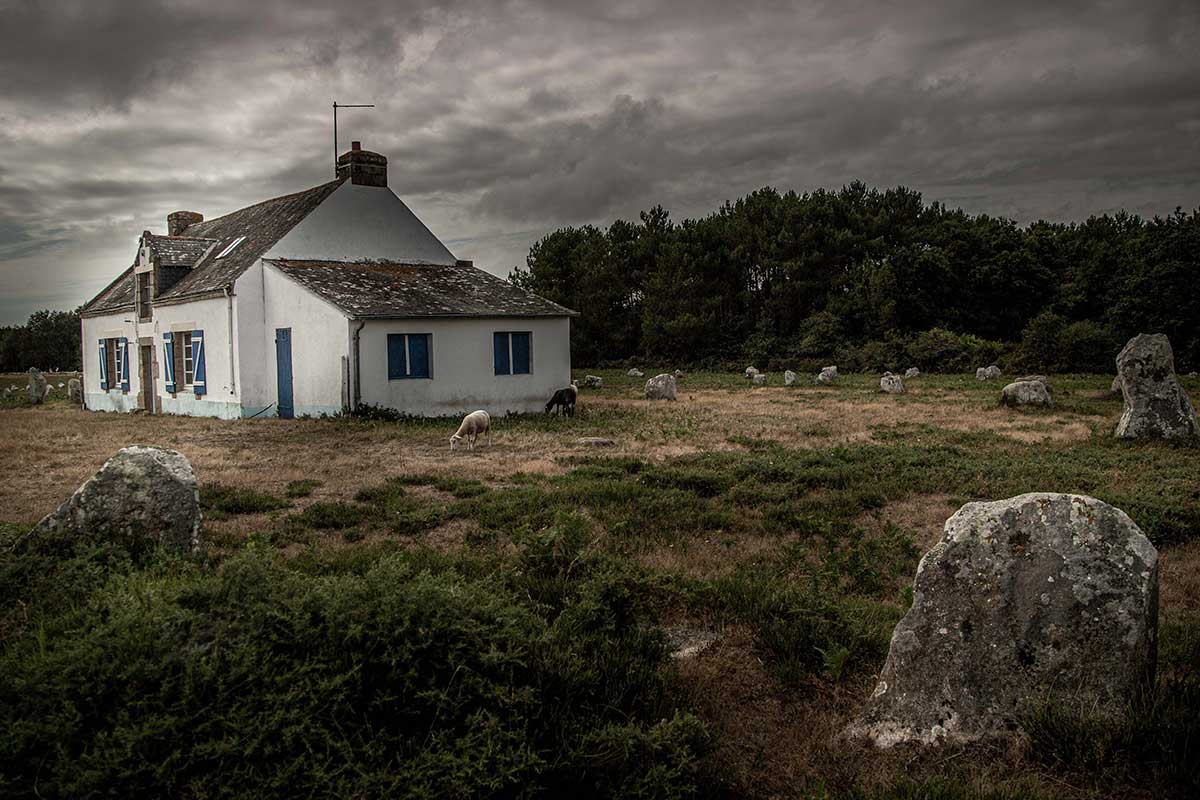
[80,144,576,419]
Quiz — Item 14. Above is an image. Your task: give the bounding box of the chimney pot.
[167,210,203,236]
[336,144,387,187]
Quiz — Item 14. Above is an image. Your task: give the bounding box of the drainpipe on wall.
[352,320,365,411]
[224,286,236,394]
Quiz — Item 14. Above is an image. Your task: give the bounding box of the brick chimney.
[336,141,387,187]
[167,211,203,236]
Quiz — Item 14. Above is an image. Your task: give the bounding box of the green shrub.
[0,548,707,798]
[291,501,372,530]
[284,479,322,498]
[201,483,289,516]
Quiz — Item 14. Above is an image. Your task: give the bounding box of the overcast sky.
[1,0,1198,325]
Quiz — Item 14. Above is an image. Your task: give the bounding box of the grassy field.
[1,369,1197,798]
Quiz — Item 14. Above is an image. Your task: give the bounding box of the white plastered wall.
[357,316,572,417]
[267,181,457,265]
[80,294,239,418]
[260,262,351,417]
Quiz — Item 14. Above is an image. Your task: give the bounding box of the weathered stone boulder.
[27,368,48,404]
[674,369,685,378]
[1114,334,1199,439]
[744,366,760,379]
[627,368,644,378]
[752,373,767,386]
[975,365,1002,381]
[816,366,838,385]
[67,377,83,403]
[846,493,1158,748]
[905,368,920,379]
[784,370,797,386]
[1000,380,1053,407]
[1015,375,1052,394]
[880,374,905,394]
[1110,375,1123,396]
[583,374,603,388]
[16,446,203,558]
[576,437,615,447]
[645,373,677,401]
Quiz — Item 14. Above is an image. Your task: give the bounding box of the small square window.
[388,333,431,379]
[494,331,531,375]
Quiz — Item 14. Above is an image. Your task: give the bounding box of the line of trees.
[511,184,1200,373]
[0,309,81,373]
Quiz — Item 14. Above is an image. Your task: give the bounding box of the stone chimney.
[167,211,203,236]
[336,141,387,187]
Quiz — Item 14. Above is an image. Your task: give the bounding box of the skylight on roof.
[215,236,247,259]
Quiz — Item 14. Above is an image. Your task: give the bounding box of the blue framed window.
[388,333,431,379]
[494,331,531,375]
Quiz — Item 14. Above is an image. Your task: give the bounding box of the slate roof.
[145,234,217,267]
[83,178,344,315]
[266,259,578,319]
[161,179,343,300]
[83,264,137,314]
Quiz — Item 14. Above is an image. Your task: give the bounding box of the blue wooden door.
[275,328,294,419]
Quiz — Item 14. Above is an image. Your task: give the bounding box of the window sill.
[387,376,433,381]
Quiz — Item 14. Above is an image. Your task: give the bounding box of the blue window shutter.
[387,333,406,379]
[511,332,531,374]
[163,332,175,393]
[493,332,510,375]
[192,330,206,395]
[119,338,131,391]
[98,339,109,390]
[408,334,430,378]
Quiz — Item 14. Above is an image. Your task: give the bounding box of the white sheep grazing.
[450,409,491,451]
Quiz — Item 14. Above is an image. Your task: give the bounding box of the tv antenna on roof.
[333,101,375,175]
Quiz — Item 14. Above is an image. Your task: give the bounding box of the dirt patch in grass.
[855,493,962,552]
[1160,540,1200,612]
[637,534,782,579]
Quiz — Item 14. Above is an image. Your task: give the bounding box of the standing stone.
[784,370,797,386]
[846,493,1158,748]
[583,374,603,388]
[752,373,767,386]
[905,368,920,379]
[1114,334,1199,439]
[816,366,838,385]
[15,446,204,558]
[627,368,644,378]
[27,368,48,404]
[644,373,677,401]
[880,374,906,394]
[976,365,1002,381]
[67,378,83,404]
[1110,375,1123,396]
[1000,380,1053,407]
[1015,375,1052,394]
[744,366,760,379]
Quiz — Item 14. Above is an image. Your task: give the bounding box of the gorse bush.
[0,529,710,798]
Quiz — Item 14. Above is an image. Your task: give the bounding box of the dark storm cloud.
[1,0,1198,323]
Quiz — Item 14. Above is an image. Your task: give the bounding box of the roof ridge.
[180,177,345,234]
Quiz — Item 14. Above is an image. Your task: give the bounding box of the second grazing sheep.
[450,409,491,451]
[545,384,578,416]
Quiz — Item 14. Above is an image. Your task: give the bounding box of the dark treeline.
[0,309,81,373]
[511,184,1200,373]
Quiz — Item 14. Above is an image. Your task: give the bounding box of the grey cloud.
[0,0,1198,323]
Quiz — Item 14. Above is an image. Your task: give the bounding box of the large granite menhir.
[15,446,203,559]
[1114,333,1198,439]
[847,493,1158,748]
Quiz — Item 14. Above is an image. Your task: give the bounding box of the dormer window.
[216,236,247,259]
